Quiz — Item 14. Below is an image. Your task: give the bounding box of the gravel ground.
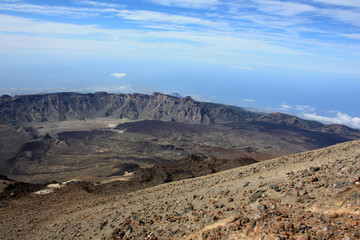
[1,140,359,240]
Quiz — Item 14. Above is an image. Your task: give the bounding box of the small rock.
[99,220,108,230]
[310,177,318,182]
[310,166,320,172]
[250,190,266,202]
[270,185,281,192]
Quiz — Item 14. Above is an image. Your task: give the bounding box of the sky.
[0,0,359,128]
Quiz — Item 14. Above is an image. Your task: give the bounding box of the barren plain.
[1,116,352,184]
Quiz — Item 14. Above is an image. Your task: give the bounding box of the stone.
[310,177,319,182]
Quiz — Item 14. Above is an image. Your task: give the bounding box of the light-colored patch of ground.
[26,118,133,136]
[97,173,134,185]
[34,179,80,195]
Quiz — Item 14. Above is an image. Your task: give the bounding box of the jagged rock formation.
[0,92,257,124]
[1,92,359,138]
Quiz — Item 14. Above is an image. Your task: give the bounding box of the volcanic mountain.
[1,92,358,136]
[0,92,359,183]
[0,92,257,124]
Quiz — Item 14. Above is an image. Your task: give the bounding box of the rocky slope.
[0,140,359,239]
[257,112,324,129]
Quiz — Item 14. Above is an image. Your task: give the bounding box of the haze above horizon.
[0,0,359,128]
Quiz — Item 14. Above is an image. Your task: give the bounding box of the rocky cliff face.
[1,92,359,138]
[0,92,257,124]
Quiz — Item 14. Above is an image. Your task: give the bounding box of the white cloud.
[110,73,126,78]
[296,105,316,112]
[281,104,292,110]
[243,98,255,102]
[301,112,360,129]
[150,0,219,9]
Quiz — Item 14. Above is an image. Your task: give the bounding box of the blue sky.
[0,0,359,128]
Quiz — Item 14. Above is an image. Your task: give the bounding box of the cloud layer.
[276,103,359,129]
[302,112,360,129]
[0,0,359,76]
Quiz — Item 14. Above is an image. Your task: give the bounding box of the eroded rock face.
[1,92,360,139]
[2,92,360,138]
[0,92,253,124]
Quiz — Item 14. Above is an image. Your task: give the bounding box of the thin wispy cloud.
[0,12,358,75]
[0,14,315,56]
[0,3,92,16]
[0,85,134,96]
[0,1,358,51]
[79,0,124,8]
[311,0,360,8]
[254,0,316,17]
[150,0,219,9]
[340,34,360,40]
[235,66,253,71]
[243,99,255,102]
[117,10,228,29]
[296,105,316,112]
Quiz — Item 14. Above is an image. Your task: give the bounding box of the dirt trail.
[1,140,359,239]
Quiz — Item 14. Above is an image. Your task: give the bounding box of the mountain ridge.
[1,91,359,138]
[0,92,255,124]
